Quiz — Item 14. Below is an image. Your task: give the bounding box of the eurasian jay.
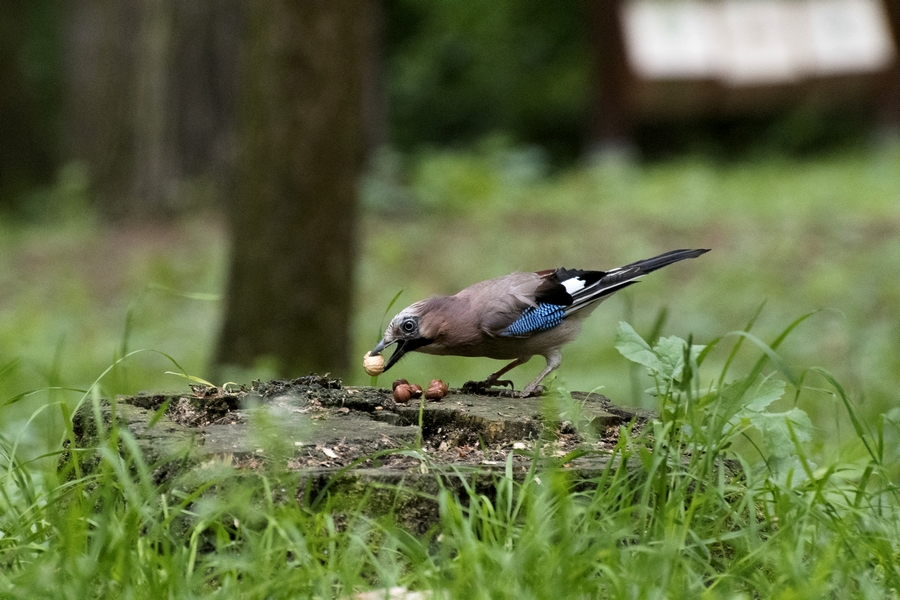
[371,248,709,397]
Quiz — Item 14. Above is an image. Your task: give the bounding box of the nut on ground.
[393,383,412,403]
[363,351,385,376]
[425,379,449,401]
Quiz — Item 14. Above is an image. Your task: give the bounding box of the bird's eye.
[401,319,416,334]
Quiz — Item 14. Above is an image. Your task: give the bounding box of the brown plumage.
[371,249,708,397]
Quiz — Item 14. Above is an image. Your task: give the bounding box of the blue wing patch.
[502,303,565,336]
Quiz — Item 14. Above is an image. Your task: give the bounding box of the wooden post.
[877,0,900,136]
[587,0,634,157]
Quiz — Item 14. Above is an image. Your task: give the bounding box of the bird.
[370,248,709,397]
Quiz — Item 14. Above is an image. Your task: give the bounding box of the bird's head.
[371,302,435,372]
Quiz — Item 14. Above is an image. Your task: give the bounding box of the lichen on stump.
[61,374,650,531]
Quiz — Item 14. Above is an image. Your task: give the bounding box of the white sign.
[621,0,897,84]
[622,2,718,78]
[807,0,896,74]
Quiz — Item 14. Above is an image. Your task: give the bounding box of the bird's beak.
[371,338,392,356]
[383,340,409,372]
[371,337,431,372]
[371,338,404,372]
[370,338,400,373]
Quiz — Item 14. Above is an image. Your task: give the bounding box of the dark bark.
[170,0,242,185]
[878,0,900,133]
[586,0,633,154]
[214,1,371,377]
[361,0,388,155]
[0,0,61,209]
[64,0,140,217]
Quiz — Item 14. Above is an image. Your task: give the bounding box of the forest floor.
[3,145,900,597]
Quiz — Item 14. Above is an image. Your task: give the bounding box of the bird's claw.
[462,378,515,395]
[517,384,546,398]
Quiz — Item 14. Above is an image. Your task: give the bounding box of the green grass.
[2,312,899,598]
[3,142,900,459]
[1,143,900,595]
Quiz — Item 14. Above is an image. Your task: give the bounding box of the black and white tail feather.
[501,248,709,337]
[561,248,709,316]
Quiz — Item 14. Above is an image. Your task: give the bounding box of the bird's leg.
[518,351,562,397]
[462,358,528,394]
[484,358,526,389]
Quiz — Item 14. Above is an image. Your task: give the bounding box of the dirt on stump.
[64,374,653,532]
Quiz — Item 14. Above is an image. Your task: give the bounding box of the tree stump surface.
[68,375,653,531]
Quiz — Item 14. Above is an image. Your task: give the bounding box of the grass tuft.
[0,317,898,597]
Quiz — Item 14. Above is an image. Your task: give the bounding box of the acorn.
[392,383,412,403]
[363,351,385,376]
[409,384,423,399]
[425,379,449,401]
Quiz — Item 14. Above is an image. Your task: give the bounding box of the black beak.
[371,337,432,372]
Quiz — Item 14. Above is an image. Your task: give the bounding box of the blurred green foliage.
[384,0,589,161]
[2,2,899,593]
[0,212,227,459]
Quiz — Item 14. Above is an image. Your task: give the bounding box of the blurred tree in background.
[882,1,900,132]
[64,0,241,220]
[214,0,373,378]
[9,0,894,217]
[0,0,62,210]
[1,0,593,219]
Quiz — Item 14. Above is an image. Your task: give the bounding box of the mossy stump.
[65,375,651,532]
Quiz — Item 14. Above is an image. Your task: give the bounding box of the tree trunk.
[587,0,633,156]
[170,0,242,189]
[65,0,140,217]
[214,1,371,378]
[878,0,900,135]
[0,0,61,210]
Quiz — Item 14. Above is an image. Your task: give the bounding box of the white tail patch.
[563,276,643,315]
[562,277,587,294]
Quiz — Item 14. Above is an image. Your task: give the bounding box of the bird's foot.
[517,384,546,398]
[462,378,515,395]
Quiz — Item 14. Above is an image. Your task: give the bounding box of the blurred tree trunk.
[879,0,900,135]
[64,0,240,220]
[0,0,61,210]
[586,0,633,156]
[362,0,388,154]
[214,1,372,377]
[65,0,138,217]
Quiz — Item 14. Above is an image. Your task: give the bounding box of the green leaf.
[377,288,405,339]
[743,377,786,412]
[615,322,663,374]
[717,377,755,423]
[146,283,221,301]
[753,408,813,458]
[765,455,809,483]
[653,335,686,381]
[0,357,20,382]
[165,371,216,387]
